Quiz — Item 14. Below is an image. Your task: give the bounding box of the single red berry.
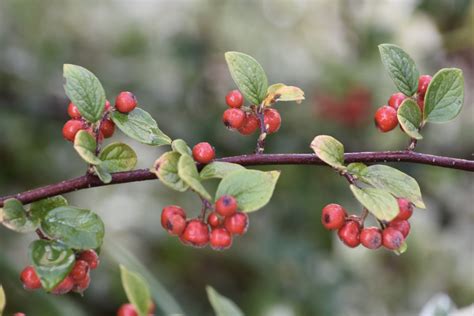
[337,220,361,248]
[210,227,233,250]
[417,94,425,112]
[13,313,26,316]
[192,142,215,164]
[117,303,138,316]
[382,227,405,250]
[51,276,74,295]
[62,119,84,142]
[215,195,238,217]
[396,198,413,220]
[321,204,347,230]
[78,249,100,270]
[225,90,244,108]
[20,266,41,290]
[115,91,137,113]
[222,108,245,129]
[388,219,411,238]
[374,105,398,132]
[104,99,112,112]
[167,213,187,236]
[224,212,249,235]
[100,119,115,138]
[417,75,432,97]
[263,108,281,134]
[180,219,210,248]
[360,227,383,249]
[207,212,221,228]
[388,92,406,110]
[161,205,186,229]
[238,113,259,135]
[73,273,91,293]
[70,260,90,282]
[67,102,81,119]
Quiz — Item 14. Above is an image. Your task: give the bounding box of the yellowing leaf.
[264,83,305,106]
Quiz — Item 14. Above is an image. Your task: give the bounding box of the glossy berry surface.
[388,219,410,238]
[223,108,245,129]
[20,266,41,290]
[210,227,233,250]
[78,249,100,270]
[51,276,74,295]
[396,198,413,220]
[117,303,138,316]
[161,205,186,229]
[100,119,115,138]
[224,212,249,235]
[180,219,210,248]
[238,113,259,135]
[382,227,404,250]
[418,75,432,97]
[70,260,89,281]
[321,203,347,230]
[215,195,238,217]
[192,142,215,164]
[115,91,137,113]
[263,108,281,134]
[388,92,406,110]
[374,105,398,132]
[360,227,382,249]
[67,102,81,119]
[62,119,84,142]
[225,90,244,108]
[207,212,221,228]
[337,221,361,248]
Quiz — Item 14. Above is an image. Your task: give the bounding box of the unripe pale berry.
[115,91,137,113]
[263,108,281,134]
[388,92,406,110]
[104,100,112,112]
[117,303,138,316]
[207,212,221,228]
[382,227,404,250]
[210,227,233,250]
[417,75,432,97]
[374,105,398,132]
[78,249,100,270]
[321,204,347,230]
[224,212,249,235]
[161,205,186,228]
[388,219,410,238]
[180,219,210,248]
[215,195,238,217]
[225,90,244,108]
[20,266,41,290]
[192,142,215,164]
[51,276,74,295]
[337,221,361,248]
[360,227,382,249]
[100,119,115,138]
[70,260,89,282]
[67,102,81,119]
[238,113,259,135]
[223,108,245,129]
[62,119,84,142]
[395,198,413,220]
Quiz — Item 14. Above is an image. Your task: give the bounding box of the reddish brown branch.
[0,151,473,207]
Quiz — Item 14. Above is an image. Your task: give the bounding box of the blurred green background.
[0,0,473,315]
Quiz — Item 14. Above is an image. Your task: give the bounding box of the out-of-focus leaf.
[120,265,152,316]
[207,286,244,316]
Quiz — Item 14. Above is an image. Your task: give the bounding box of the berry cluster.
[321,198,414,251]
[161,195,249,250]
[117,302,155,316]
[20,249,99,295]
[374,75,432,132]
[222,90,281,135]
[62,91,138,142]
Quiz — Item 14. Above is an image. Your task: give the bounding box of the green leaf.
[310,135,345,170]
[171,139,192,156]
[423,68,464,123]
[93,164,112,184]
[178,154,212,200]
[360,165,425,208]
[42,206,105,250]
[1,198,39,233]
[200,162,245,180]
[63,64,106,123]
[378,44,419,96]
[207,286,244,316]
[397,99,423,140]
[99,142,137,172]
[225,52,268,105]
[350,185,399,221]
[215,170,280,213]
[346,163,368,178]
[29,240,75,291]
[111,108,171,146]
[120,265,152,316]
[74,130,101,165]
[30,196,68,223]
[0,285,5,316]
[152,152,189,192]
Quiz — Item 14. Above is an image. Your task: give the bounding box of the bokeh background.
[0,0,473,315]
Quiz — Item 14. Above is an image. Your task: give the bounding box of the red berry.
[51,276,74,295]
[360,227,383,249]
[210,227,233,250]
[192,142,215,164]
[388,92,406,110]
[388,219,411,238]
[180,219,210,248]
[161,205,186,228]
[20,266,41,290]
[223,108,245,129]
[374,105,398,132]
[100,119,115,138]
[78,249,100,270]
[70,260,89,282]
[115,91,137,113]
[168,214,187,236]
[73,273,91,293]
[67,102,81,119]
[263,108,281,134]
[215,195,238,217]
[224,212,249,235]
[417,94,425,112]
[337,221,361,248]
[207,212,221,228]
[225,90,244,108]
[396,198,413,220]
[117,303,138,316]
[13,313,26,316]
[238,113,259,135]
[62,119,84,142]
[104,100,112,112]
[321,204,347,230]
[417,75,432,97]
[382,227,405,250]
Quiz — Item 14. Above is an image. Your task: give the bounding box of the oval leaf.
[1,198,39,233]
[111,108,171,146]
[42,206,105,250]
[397,99,423,140]
[29,240,75,291]
[200,162,245,180]
[264,83,305,106]
[99,142,137,172]
[152,152,189,192]
[310,135,345,170]
[120,265,152,316]
[350,185,399,221]
[207,286,244,316]
[423,68,464,123]
[171,139,192,156]
[63,64,106,123]
[225,52,268,105]
[30,196,68,223]
[178,154,212,200]
[215,170,280,213]
[74,130,101,165]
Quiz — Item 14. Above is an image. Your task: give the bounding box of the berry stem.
[35,228,50,240]
[199,196,213,220]
[255,102,267,155]
[407,138,417,151]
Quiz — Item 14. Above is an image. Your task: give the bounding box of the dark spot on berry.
[166,220,173,230]
[323,214,330,223]
[222,196,231,206]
